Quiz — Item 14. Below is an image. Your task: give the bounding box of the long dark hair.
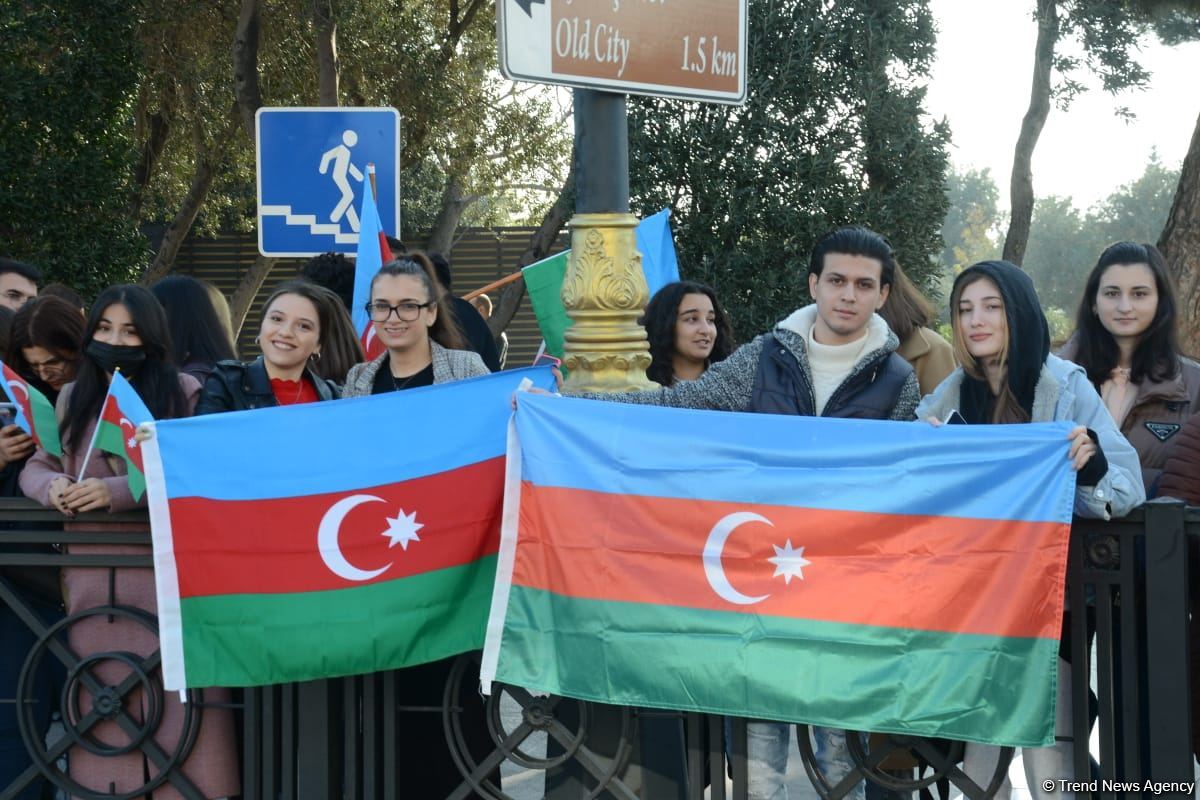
[369,253,467,350]
[150,275,236,369]
[878,262,935,341]
[65,285,188,452]
[1071,241,1179,386]
[262,280,364,382]
[640,281,734,387]
[6,295,85,388]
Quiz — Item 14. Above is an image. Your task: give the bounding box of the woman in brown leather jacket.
[1062,241,1200,495]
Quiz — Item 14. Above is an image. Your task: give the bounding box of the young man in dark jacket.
[577,226,920,800]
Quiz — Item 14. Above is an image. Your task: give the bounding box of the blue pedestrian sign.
[256,107,401,257]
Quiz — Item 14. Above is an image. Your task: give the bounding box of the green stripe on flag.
[179,556,496,687]
[494,586,1058,747]
[29,389,61,457]
[522,251,571,360]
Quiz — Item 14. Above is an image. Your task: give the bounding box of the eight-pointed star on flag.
[768,539,811,584]
[382,509,423,550]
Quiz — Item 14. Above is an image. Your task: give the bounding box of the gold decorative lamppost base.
[561,212,654,393]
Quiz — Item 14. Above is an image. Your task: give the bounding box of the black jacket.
[749,333,913,419]
[196,358,339,415]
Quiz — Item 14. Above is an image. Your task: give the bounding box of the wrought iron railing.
[0,498,1193,800]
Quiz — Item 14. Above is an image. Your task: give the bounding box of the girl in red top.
[196,281,356,414]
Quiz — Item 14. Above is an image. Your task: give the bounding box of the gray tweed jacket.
[342,340,489,398]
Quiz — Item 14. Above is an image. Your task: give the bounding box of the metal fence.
[0,498,1193,800]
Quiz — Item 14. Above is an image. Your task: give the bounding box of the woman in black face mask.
[22,284,197,514]
[17,284,239,798]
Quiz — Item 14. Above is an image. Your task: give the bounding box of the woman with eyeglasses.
[196,280,353,414]
[342,254,490,795]
[342,254,486,397]
[0,296,86,482]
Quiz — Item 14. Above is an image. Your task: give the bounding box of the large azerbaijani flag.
[482,394,1078,747]
[143,366,556,691]
[0,361,62,456]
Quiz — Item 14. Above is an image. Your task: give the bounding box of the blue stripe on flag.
[351,184,386,339]
[157,367,555,501]
[515,393,1076,524]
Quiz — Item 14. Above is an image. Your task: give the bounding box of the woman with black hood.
[915,260,1143,798]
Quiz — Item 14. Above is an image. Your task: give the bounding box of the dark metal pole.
[573,89,629,213]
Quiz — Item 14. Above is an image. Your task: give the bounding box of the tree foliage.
[939,154,1179,316]
[1002,0,1200,264]
[0,0,571,298]
[940,168,1001,273]
[0,0,147,297]
[629,0,950,339]
[1025,154,1178,310]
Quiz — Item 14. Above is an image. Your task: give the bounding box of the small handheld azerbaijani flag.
[482,394,1078,748]
[94,371,155,501]
[0,361,62,456]
[351,164,394,360]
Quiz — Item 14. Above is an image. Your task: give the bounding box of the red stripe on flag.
[513,484,1068,641]
[169,457,503,598]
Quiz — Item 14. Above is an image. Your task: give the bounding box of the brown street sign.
[498,0,747,105]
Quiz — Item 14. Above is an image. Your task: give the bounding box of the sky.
[924,0,1200,210]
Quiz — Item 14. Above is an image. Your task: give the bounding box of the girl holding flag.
[19,285,238,800]
[915,260,1143,798]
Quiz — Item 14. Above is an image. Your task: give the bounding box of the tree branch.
[1002,0,1058,265]
[313,0,339,106]
[233,0,262,140]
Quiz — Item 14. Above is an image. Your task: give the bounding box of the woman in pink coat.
[20,285,238,799]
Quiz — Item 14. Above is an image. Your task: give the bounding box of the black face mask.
[86,340,147,377]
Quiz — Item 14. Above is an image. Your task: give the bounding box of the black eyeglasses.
[366,300,434,323]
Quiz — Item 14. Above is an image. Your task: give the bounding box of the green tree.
[1022,152,1179,313]
[1,0,571,317]
[1092,149,1179,246]
[628,0,950,338]
[1021,194,1093,312]
[0,0,147,297]
[1003,0,1200,266]
[940,167,1002,272]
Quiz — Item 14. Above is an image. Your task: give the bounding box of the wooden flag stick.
[462,269,524,301]
[367,163,378,201]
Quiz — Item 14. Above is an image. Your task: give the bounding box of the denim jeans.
[746,721,866,800]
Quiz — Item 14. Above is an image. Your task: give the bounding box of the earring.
[254,334,261,344]
[311,351,322,362]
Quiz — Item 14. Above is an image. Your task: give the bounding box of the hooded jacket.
[952,260,1050,424]
[578,305,920,421]
[916,260,1145,521]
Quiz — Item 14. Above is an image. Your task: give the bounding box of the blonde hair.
[950,273,1028,424]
